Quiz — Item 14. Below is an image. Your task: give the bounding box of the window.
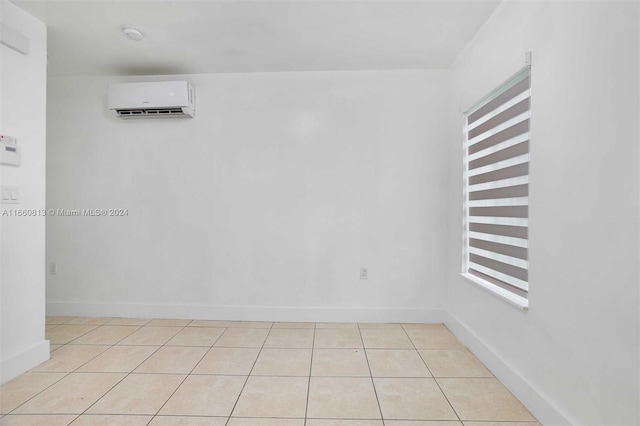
[462,67,531,307]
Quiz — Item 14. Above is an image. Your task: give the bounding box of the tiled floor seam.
[54,324,101,345]
[357,322,386,424]
[149,322,226,425]
[224,322,274,425]
[68,322,140,346]
[21,335,125,421]
[3,371,73,416]
[75,322,190,420]
[302,323,317,426]
[401,322,463,424]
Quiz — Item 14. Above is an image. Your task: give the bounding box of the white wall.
[46,70,451,322]
[446,1,640,425]
[0,1,49,383]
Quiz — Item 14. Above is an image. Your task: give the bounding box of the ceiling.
[13,0,501,77]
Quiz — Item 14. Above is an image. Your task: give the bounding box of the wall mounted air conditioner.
[107,81,195,118]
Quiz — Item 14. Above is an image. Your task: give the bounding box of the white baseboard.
[1,340,50,385]
[46,301,448,324]
[445,312,573,426]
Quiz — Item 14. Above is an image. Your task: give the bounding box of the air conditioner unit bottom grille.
[116,108,185,117]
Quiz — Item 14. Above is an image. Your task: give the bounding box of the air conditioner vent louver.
[116,108,186,117]
[108,81,195,119]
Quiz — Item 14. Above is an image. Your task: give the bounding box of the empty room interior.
[1,0,639,425]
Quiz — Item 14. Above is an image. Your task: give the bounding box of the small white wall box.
[107,81,195,118]
[0,135,20,166]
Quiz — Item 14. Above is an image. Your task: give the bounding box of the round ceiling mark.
[122,26,144,41]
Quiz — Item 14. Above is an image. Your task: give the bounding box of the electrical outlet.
[49,262,57,275]
[360,267,368,280]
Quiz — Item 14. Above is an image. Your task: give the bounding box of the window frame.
[461,66,531,310]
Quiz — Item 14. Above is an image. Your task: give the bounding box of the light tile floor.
[0,318,540,426]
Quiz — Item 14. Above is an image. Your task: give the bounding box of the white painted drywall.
[0,1,49,384]
[446,1,640,425]
[46,70,450,322]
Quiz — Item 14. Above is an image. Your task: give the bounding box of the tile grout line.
[5,318,122,419]
[13,317,104,421]
[147,319,222,425]
[224,321,274,426]
[303,322,317,426]
[356,323,386,426]
[400,323,463,424]
[9,320,112,423]
[64,321,145,426]
[3,372,71,418]
[76,321,190,422]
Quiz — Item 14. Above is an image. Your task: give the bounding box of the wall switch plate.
[49,262,58,275]
[1,185,19,204]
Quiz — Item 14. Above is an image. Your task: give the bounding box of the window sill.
[460,272,529,311]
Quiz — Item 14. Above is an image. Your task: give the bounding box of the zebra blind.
[464,68,531,299]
